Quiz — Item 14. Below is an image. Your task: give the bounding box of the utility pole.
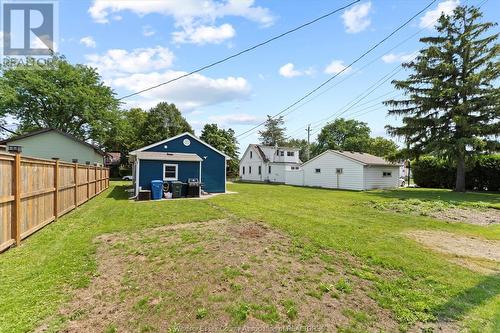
[306,124,311,161]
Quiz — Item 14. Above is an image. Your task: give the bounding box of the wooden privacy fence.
[0,152,109,253]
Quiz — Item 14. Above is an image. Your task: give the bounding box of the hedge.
[412,155,500,191]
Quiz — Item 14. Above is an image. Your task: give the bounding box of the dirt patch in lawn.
[366,199,500,226]
[51,219,401,333]
[407,230,500,274]
[430,207,500,226]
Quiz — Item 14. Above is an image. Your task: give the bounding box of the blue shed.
[130,132,230,197]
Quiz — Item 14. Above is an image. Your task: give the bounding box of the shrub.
[466,155,500,191]
[412,155,500,191]
[412,156,454,188]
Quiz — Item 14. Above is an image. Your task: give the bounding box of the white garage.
[285,150,400,191]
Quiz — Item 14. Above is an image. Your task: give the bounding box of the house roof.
[241,144,301,163]
[131,132,231,159]
[302,150,398,167]
[259,145,301,151]
[0,128,106,156]
[135,151,203,162]
[251,144,269,162]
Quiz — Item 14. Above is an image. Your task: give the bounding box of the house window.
[250,151,253,158]
[268,165,271,173]
[287,151,294,157]
[280,151,285,156]
[315,168,321,173]
[291,166,299,170]
[336,168,343,174]
[258,166,262,175]
[163,164,178,181]
[242,166,245,175]
[249,166,252,174]
[383,171,392,177]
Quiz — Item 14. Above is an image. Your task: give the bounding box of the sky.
[4,0,500,153]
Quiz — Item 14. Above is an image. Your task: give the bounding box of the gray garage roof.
[331,150,398,166]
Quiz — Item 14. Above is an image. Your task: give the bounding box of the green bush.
[412,156,455,188]
[412,155,500,191]
[466,155,500,191]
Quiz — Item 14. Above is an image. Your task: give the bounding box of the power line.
[287,0,490,141]
[235,0,438,139]
[0,125,17,135]
[117,0,361,101]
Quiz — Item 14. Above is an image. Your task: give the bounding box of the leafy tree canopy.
[140,102,193,146]
[200,123,239,176]
[313,118,371,155]
[384,5,499,191]
[0,55,119,145]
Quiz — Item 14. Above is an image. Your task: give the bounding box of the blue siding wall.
[144,134,226,192]
[139,159,200,191]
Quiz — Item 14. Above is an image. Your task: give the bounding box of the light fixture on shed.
[7,145,22,153]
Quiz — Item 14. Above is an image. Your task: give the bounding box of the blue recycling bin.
[150,180,164,200]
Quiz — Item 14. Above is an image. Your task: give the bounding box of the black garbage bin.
[171,181,183,198]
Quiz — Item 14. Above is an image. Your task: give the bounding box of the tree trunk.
[455,155,466,192]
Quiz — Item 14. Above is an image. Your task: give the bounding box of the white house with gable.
[239,144,302,183]
[285,150,400,191]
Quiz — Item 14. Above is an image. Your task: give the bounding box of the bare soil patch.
[431,207,500,226]
[367,199,500,226]
[407,230,500,274]
[51,220,401,332]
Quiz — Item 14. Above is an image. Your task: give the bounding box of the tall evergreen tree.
[258,115,287,146]
[385,6,499,192]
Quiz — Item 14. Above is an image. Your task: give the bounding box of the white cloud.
[324,60,351,75]
[172,23,235,45]
[88,0,274,44]
[85,46,175,77]
[342,1,372,33]
[142,25,156,37]
[279,63,314,78]
[89,0,274,25]
[208,113,261,125]
[381,51,418,64]
[419,0,459,29]
[112,71,251,111]
[79,36,96,48]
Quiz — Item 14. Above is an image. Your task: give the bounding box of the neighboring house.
[105,152,121,166]
[286,150,400,191]
[129,132,230,196]
[0,128,105,164]
[239,144,302,183]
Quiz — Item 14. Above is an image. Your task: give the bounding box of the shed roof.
[131,132,231,159]
[135,151,203,162]
[302,150,399,167]
[332,150,398,166]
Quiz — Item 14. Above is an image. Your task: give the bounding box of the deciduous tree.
[200,124,239,176]
[0,55,119,144]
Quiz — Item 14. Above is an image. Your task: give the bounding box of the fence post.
[86,164,90,200]
[12,152,21,246]
[74,163,78,207]
[54,160,59,220]
[94,166,97,196]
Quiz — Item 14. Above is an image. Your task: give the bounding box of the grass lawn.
[0,181,498,332]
